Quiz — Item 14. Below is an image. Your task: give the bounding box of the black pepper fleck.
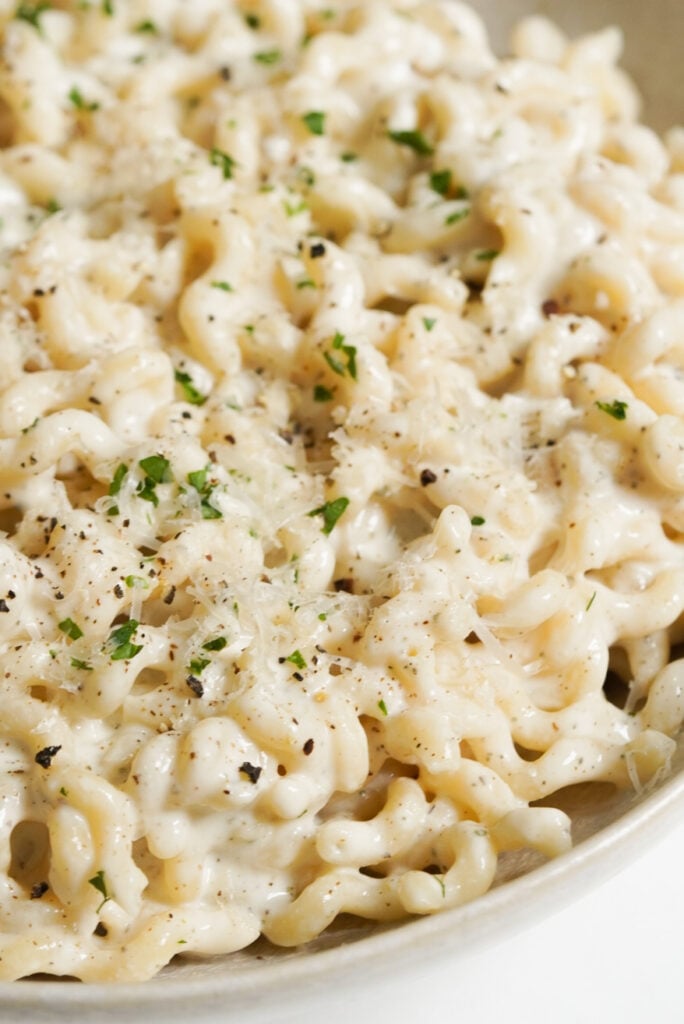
[186,675,204,698]
[239,762,262,784]
[35,745,62,768]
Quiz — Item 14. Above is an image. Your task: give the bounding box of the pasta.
[0,0,682,983]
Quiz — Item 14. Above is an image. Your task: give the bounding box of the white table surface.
[262,817,684,1024]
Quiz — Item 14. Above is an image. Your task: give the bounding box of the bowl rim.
[4,762,684,1020]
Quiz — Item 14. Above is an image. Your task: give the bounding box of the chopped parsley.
[187,467,222,519]
[15,3,50,30]
[70,657,93,671]
[387,129,434,156]
[445,207,470,226]
[476,248,500,262]
[429,169,452,196]
[174,369,206,406]
[296,277,316,290]
[124,575,148,589]
[302,110,325,136]
[202,636,227,652]
[108,619,143,661]
[340,151,358,162]
[586,591,597,611]
[286,649,306,670]
[595,399,628,421]
[102,0,114,14]
[88,870,110,912]
[210,280,233,292]
[68,87,99,112]
[323,331,357,379]
[253,50,281,64]
[470,515,486,526]
[297,165,315,186]
[136,454,172,507]
[422,317,436,332]
[45,197,62,214]
[108,463,128,496]
[135,18,157,32]
[308,496,349,534]
[58,617,83,641]
[314,384,334,402]
[209,147,236,179]
[244,12,260,28]
[284,198,308,217]
[377,699,388,716]
[188,657,210,675]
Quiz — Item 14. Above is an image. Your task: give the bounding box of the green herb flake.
[586,591,597,612]
[102,0,114,14]
[445,207,470,226]
[340,151,357,162]
[595,399,628,421]
[124,575,148,589]
[284,198,308,217]
[70,657,93,671]
[308,496,350,535]
[88,870,110,912]
[135,18,157,32]
[209,147,236,179]
[296,277,316,290]
[377,698,388,716]
[470,515,486,526]
[68,86,99,112]
[296,165,315,186]
[429,169,452,196]
[21,416,39,434]
[59,786,68,797]
[302,110,325,136]
[187,467,223,520]
[138,454,172,484]
[318,612,327,621]
[58,617,83,641]
[313,384,334,402]
[422,317,436,332]
[108,463,128,497]
[286,649,306,670]
[15,3,50,30]
[174,369,207,406]
[253,50,281,64]
[323,331,357,380]
[45,197,62,214]
[189,657,210,675]
[476,249,499,262]
[108,619,143,661]
[210,280,233,292]
[387,129,434,156]
[244,12,260,28]
[187,468,208,492]
[202,636,227,652]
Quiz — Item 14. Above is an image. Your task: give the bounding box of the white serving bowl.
[3,2,683,1020]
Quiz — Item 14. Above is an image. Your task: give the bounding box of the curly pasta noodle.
[0,0,681,982]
